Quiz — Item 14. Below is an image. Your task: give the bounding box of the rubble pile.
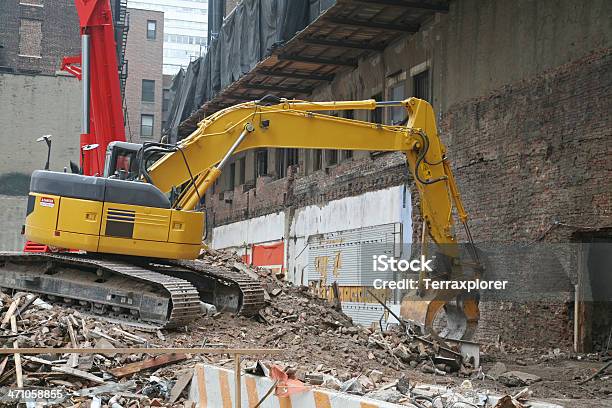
[0,249,606,406]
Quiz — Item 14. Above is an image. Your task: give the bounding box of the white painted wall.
[211,211,285,250]
[290,185,411,237]
[211,184,413,285]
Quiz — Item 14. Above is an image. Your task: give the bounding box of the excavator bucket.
[400,288,480,340]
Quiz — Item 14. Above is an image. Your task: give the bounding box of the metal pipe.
[81,34,90,134]
[217,122,254,170]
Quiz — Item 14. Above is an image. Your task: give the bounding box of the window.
[326,150,338,166]
[389,82,406,125]
[147,20,157,40]
[276,148,298,179]
[238,157,246,185]
[313,150,323,171]
[413,69,430,101]
[162,89,170,111]
[255,150,268,177]
[229,163,236,190]
[370,93,383,124]
[18,19,42,57]
[142,80,155,102]
[140,115,154,138]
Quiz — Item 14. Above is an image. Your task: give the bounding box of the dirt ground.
[148,286,612,407]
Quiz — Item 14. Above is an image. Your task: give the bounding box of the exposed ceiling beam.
[348,0,449,12]
[257,69,335,82]
[243,83,314,94]
[278,54,358,67]
[328,17,419,32]
[302,37,385,51]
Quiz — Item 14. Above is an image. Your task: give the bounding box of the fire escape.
[116,0,129,102]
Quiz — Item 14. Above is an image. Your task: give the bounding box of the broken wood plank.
[22,355,65,366]
[109,353,187,378]
[111,327,147,344]
[0,356,8,378]
[10,315,23,388]
[1,298,20,329]
[51,365,105,384]
[75,380,137,397]
[66,317,80,368]
[169,372,193,403]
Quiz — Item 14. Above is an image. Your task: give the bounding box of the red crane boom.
[61,0,126,176]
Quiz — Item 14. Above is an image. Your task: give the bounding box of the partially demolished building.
[164,0,611,350]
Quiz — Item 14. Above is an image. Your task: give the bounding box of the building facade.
[124,8,164,142]
[168,0,611,350]
[128,0,207,75]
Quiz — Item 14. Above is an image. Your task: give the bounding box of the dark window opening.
[255,149,268,177]
[413,69,430,101]
[276,148,298,179]
[142,79,155,102]
[147,20,157,40]
[344,110,354,120]
[326,150,338,166]
[140,115,154,138]
[229,162,236,190]
[313,150,323,171]
[238,157,246,185]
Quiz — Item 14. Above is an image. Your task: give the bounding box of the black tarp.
[165,0,336,142]
[166,60,201,143]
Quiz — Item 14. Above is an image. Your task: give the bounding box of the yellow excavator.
[2,97,480,338]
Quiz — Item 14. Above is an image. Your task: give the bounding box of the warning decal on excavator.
[39,197,55,208]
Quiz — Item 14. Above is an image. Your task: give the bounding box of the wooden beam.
[302,37,385,51]
[243,83,314,94]
[278,54,358,67]
[110,354,188,378]
[329,17,419,33]
[0,347,282,355]
[257,69,335,82]
[349,0,449,12]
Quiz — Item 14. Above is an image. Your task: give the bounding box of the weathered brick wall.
[0,0,79,75]
[439,48,611,346]
[440,48,611,244]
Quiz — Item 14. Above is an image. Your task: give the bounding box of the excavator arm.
[140,97,480,339]
[146,98,464,248]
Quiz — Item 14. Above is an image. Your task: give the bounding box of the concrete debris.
[487,362,508,379]
[498,371,542,387]
[198,301,217,316]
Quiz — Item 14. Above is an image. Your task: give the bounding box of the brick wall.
[437,48,611,346]
[0,0,79,75]
[124,8,164,142]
